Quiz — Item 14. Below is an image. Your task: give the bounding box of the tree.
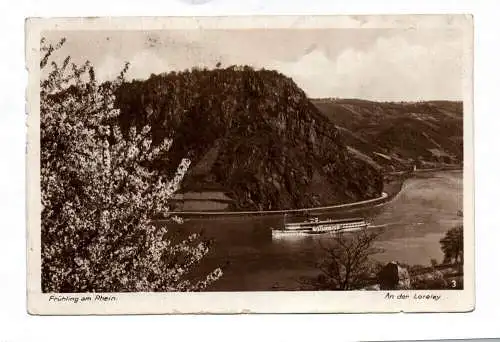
[439,225,464,265]
[309,228,384,290]
[40,38,222,292]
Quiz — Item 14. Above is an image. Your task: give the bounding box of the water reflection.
[167,171,463,291]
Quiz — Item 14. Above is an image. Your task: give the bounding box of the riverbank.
[387,164,463,178]
[169,165,462,219]
[171,191,390,219]
[383,165,463,199]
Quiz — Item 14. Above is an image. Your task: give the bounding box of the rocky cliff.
[115,66,383,210]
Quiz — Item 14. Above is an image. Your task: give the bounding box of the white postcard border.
[26,15,474,314]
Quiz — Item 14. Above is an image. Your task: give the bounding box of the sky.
[43,28,465,101]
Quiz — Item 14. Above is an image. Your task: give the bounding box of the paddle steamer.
[271,214,369,237]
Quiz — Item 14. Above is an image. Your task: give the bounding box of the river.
[166,170,463,291]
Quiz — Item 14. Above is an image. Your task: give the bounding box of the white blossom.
[40,38,222,292]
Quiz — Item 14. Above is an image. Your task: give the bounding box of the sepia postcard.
[26,15,474,314]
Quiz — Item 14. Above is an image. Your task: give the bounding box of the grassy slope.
[311,98,463,172]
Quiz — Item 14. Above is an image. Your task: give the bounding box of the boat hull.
[271,229,333,237]
[271,220,371,238]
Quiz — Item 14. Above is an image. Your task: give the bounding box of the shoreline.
[169,167,462,219]
[171,191,390,218]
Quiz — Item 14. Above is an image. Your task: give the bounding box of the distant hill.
[115,66,383,211]
[311,98,463,172]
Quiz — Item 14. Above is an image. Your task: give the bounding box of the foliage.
[40,38,222,292]
[310,228,384,290]
[411,270,448,289]
[439,225,464,264]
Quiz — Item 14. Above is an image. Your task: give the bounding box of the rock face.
[377,261,411,290]
[115,66,383,210]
